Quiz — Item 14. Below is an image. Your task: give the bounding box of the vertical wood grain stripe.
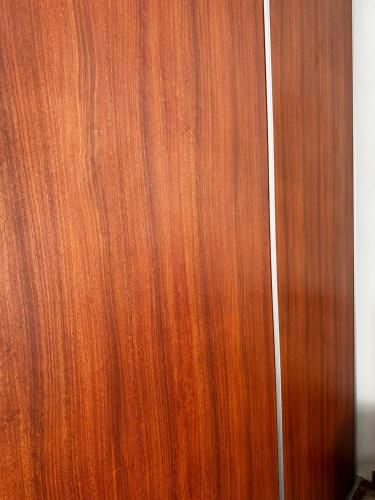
[270,0,355,497]
[263,1,285,498]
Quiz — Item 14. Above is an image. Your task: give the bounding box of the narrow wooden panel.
[0,1,278,498]
[270,0,354,498]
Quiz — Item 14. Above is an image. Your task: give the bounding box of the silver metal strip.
[352,0,358,483]
[263,1,285,498]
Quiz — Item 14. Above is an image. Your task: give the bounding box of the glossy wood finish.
[0,1,279,498]
[270,1,354,498]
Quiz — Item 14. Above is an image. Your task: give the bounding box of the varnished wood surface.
[0,1,279,498]
[270,1,354,498]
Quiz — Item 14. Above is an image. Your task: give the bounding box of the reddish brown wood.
[0,1,279,498]
[270,0,355,498]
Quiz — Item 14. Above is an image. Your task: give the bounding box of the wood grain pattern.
[270,0,355,498]
[0,1,279,498]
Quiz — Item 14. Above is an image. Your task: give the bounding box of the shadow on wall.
[357,403,375,480]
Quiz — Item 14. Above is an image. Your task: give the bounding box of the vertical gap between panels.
[263,1,285,498]
[351,0,358,484]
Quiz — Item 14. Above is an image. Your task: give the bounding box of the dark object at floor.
[353,475,375,499]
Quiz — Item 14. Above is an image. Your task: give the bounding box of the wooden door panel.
[0,1,278,498]
[270,0,354,498]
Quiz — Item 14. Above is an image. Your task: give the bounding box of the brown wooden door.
[270,0,355,498]
[0,1,279,498]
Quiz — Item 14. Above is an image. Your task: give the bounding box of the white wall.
[354,0,375,481]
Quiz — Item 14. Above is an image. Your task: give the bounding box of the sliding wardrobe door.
[0,1,279,498]
[270,0,354,498]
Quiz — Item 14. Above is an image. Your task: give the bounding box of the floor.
[353,477,375,499]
